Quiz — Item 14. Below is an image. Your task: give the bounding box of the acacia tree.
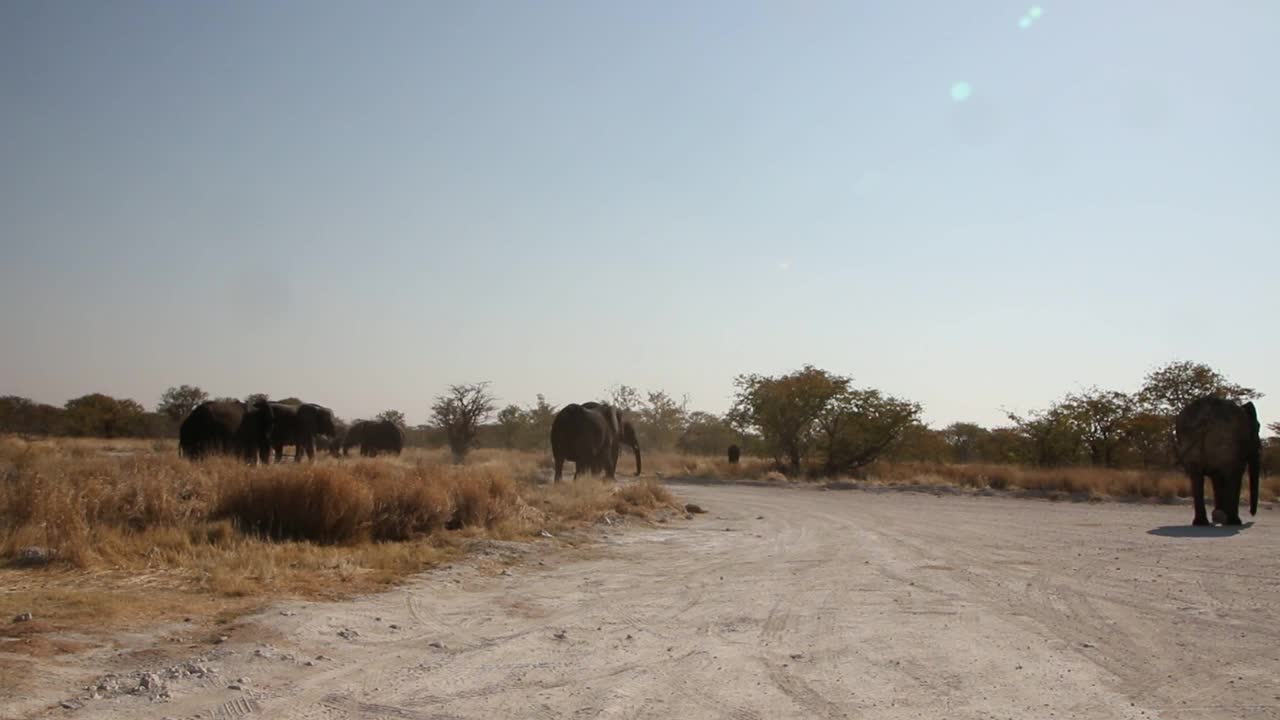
[1061,387,1133,468]
[941,422,989,463]
[816,388,921,474]
[1006,404,1082,467]
[496,404,526,449]
[63,394,148,438]
[607,385,642,413]
[678,411,738,456]
[638,390,688,451]
[1124,411,1171,469]
[376,409,407,428]
[157,385,208,423]
[1137,360,1260,417]
[728,366,849,472]
[431,382,496,462]
[524,394,558,450]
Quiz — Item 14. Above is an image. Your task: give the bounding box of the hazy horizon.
[4,2,1277,428]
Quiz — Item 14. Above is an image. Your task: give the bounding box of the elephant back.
[1175,396,1258,469]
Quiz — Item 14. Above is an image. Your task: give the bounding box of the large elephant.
[550,402,640,481]
[179,399,274,464]
[1175,395,1262,526]
[341,421,369,456]
[359,419,404,457]
[269,402,337,462]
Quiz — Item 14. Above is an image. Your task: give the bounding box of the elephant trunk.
[632,443,642,476]
[1249,447,1260,516]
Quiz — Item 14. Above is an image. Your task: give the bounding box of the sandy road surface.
[23,483,1280,720]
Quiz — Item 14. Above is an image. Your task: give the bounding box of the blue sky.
[2,1,1277,427]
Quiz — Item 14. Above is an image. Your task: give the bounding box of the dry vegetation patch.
[0,437,682,666]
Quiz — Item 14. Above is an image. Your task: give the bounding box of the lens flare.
[1029,6,1043,19]
[950,82,972,102]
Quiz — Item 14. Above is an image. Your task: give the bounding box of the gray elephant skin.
[550,402,641,481]
[179,399,274,464]
[728,444,741,464]
[268,402,337,462]
[582,402,641,477]
[341,421,368,456]
[1175,395,1262,526]
[358,419,404,457]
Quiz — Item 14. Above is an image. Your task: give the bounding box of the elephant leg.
[1189,471,1209,526]
[1224,472,1244,525]
[553,455,564,483]
[305,437,315,461]
[1209,474,1229,524]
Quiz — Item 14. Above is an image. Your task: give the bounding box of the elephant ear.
[1244,401,1260,433]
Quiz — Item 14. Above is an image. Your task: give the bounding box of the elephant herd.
[178,399,403,463]
[177,393,1262,528]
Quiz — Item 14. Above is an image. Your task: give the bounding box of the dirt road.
[29,482,1280,719]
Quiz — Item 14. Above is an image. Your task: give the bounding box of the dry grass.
[623,443,1280,503]
[857,461,1280,502]
[0,436,680,653]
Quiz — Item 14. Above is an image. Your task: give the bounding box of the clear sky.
[2,1,1277,427]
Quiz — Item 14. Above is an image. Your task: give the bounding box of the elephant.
[1175,395,1262,526]
[314,433,343,457]
[179,399,274,464]
[269,402,337,462]
[359,419,404,457]
[728,444,741,464]
[580,402,640,475]
[551,402,641,481]
[342,420,369,456]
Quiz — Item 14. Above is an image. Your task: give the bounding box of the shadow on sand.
[1147,522,1254,538]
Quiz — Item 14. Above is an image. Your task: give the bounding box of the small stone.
[215,635,229,644]
[389,624,400,630]
[13,612,32,623]
[790,653,804,660]
[17,546,52,567]
[305,660,316,667]
[685,503,707,514]
[756,515,765,520]
[61,700,82,710]
[280,610,296,617]
[338,628,359,640]
[553,629,567,640]
[427,641,446,649]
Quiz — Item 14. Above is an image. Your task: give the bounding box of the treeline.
[889,360,1269,470]
[3,361,1276,473]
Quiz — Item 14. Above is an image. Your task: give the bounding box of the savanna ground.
[2,436,1278,717]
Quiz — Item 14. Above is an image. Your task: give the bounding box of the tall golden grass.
[0,437,676,572]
